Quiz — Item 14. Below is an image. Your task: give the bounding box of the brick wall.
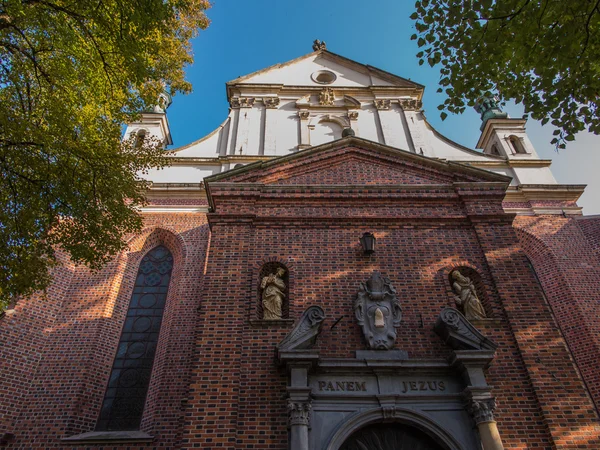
[0,215,210,449]
[514,215,600,414]
[1,143,599,449]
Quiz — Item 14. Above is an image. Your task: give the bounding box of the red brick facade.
[1,138,599,449]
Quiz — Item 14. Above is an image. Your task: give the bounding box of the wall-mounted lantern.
[360,232,376,255]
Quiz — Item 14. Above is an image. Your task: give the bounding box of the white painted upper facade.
[126,45,583,215]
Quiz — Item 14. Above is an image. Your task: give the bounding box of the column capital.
[466,396,497,425]
[287,399,312,426]
[264,97,280,109]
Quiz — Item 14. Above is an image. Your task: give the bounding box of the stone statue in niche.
[450,270,487,320]
[354,272,402,350]
[261,267,286,320]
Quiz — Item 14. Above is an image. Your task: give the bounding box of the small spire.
[312,39,327,51]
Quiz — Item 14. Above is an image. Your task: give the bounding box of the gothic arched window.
[96,245,174,431]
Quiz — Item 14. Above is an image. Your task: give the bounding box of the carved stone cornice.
[466,397,496,424]
[298,110,310,120]
[230,97,255,108]
[348,111,359,120]
[374,99,391,110]
[399,99,423,111]
[287,399,312,426]
[264,97,280,109]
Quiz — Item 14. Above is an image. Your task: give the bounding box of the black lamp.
[360,232,376,255]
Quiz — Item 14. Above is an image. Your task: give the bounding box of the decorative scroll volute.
[354,272,402,350]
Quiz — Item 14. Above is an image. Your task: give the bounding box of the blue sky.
[166,0,600,214]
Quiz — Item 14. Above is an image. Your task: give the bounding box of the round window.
[311,70,337,84]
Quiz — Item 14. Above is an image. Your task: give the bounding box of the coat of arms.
[354,271,402,350]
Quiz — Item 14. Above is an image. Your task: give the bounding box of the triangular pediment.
[205,137,511,188]
[226,50,422,91]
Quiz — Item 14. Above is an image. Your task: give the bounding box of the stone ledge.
[249,319,295,328]
[62,431,153,444]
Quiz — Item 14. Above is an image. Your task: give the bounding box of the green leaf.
[413,0,600,148]
[0,0,211,308]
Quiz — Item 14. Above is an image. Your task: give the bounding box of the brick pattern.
[515,215,600,413]
[1,145,599,449]
[0,215,210,449]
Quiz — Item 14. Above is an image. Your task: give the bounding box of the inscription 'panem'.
[318,381,367,392]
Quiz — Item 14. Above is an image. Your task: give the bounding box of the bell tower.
[123,92,173,148]
[474,94,539,159]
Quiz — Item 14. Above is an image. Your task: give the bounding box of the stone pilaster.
[465,395,504,450]
[263,97,279,155]
[298,110,310,150]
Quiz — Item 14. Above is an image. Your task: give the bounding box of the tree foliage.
[0,0,210,308]
[411,0,600,147]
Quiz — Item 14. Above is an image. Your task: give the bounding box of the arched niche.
[309,117,345,146]
[257,261,290,320]
[326,408,463,450]
[448,266,492,319]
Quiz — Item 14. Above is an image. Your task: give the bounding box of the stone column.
[288,398,311,450]
[286,363,312,450]
[232,97,254,155]
[400,99,427,155]
[373,99,390,145]
[466,396,504,450]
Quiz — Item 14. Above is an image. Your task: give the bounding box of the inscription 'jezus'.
[318,381,367,392]
[401,380,446,393]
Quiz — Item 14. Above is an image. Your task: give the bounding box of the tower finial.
[312,39,327,51]
[474,93,508,131]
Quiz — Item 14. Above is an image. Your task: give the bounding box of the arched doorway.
[340,423,448,450]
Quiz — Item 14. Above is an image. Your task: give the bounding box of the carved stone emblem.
[348,111,359,120]
[298,110,310,120]
[354,272,402,350]
[319,88,335,106]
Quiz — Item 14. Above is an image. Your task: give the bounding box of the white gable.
[231,53,397,87]
[129,47,561,197]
